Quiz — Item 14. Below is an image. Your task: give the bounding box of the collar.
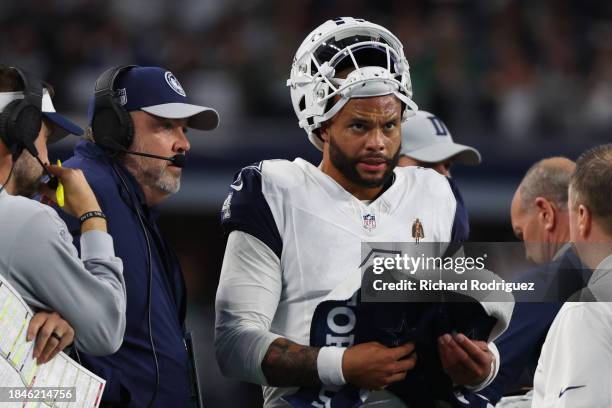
[75,140,158,217]
[588,253,612,289]
[552,243,572,261]
[307,158,397,210]
[74,139,108,161]
[595,253,612,272]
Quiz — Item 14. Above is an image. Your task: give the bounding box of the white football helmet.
[287,17,418,150]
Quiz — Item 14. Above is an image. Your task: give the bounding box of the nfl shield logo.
[114,88,127,106]
[362,213,376,231]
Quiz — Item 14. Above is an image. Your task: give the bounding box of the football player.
[215,17,505,407]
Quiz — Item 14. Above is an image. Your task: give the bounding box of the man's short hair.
[0,65,54,98]
[0,65,24,92]
[520,157,575,211]
[570,144,612,234]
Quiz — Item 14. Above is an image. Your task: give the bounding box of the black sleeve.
[220,162,283,259]
[447,177,470,242]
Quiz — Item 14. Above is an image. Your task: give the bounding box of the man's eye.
[350,123,365,131]
[384,122,396,130]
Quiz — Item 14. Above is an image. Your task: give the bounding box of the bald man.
[510,157,575,265]
[534,144,612,407]
[463,157,590,407]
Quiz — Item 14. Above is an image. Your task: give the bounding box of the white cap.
[0,89,83,143]
[400,110,481,165]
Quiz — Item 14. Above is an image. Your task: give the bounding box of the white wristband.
[317,346,347,386]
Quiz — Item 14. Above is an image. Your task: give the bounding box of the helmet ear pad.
[0,98,42,159]
[92,97,134,151]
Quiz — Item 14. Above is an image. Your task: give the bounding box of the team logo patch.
[114,88,127,106]
[362,213,376,231]
[165,71,186,97]
[230,173,243,191]
[412,218,424,244]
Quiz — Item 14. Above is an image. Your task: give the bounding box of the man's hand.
[438,333,493,386]
[39,165,102,218]
[343,342,417,390]
[27,311,75,365]
[39,165,107,233]
[261,339,416,389]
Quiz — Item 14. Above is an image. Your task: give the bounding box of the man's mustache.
[355,154,394,163]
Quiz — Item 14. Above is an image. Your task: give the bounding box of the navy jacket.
[60,140,191,407]
[464,247,590,406]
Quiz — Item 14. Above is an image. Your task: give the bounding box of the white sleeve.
[532,303,612,408]
[464,341,500,392]
[214,230,283,385]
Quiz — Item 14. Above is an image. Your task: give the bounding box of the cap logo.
[165,71,186,97]
[426,116,449,136]
[114,88,127,106]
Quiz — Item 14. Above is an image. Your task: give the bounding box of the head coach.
[58,66,219,407]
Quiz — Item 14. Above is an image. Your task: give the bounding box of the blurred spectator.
[0,0,610,144]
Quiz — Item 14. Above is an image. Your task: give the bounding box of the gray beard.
[128,155,181,196]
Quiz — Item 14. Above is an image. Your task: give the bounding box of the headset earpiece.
[0,68,43,159]
[91,65,138,153]
[91,100,134,151]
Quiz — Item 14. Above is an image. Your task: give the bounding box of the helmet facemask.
[288,18,418,150]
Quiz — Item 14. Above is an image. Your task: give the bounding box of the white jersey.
[533,255,612,408]
[215,158,469,407]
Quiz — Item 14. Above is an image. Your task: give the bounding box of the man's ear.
[578,204,592,239]
[319,122,331,143]
[535,197,556,232]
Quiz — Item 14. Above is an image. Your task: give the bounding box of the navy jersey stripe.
[447,177,470,242]
[221,163,283,259]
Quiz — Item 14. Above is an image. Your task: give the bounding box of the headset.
[0,67,43,160]
[0,67,49,195]
[91,64,138,152]
[90,65,186,167]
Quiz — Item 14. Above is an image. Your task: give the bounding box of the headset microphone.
[170,153,185,168]
[97,137,186,168]
[121,150,186,168]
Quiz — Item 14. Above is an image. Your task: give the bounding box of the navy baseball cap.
[108,66,219,130]
[41,88,84,142]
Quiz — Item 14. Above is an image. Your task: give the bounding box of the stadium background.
[3,0,612,406]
